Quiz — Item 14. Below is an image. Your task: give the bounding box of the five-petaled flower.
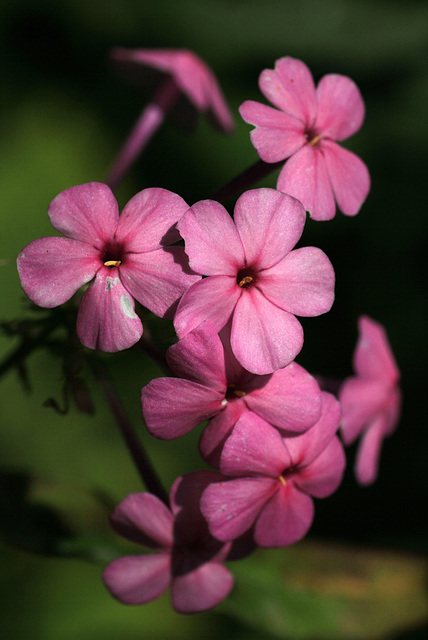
[17,182,200,352]
[339,316,401,485]
[174,187,335,375]
[239,57,370,221]
[103,472,238,614]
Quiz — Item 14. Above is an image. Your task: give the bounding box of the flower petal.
[322,140,370,216]
[259,246,335,317]
[142,378,224,440]
[174,275,240,339]
[76,267,142,352]
[277,144,336,221]
[259,57,317,125]
[116,188,189,252]
[233,188,306,270]
[220,412,291,477]
[315,74,365,141]
[199,401,247,467]
[201,476,276,542]
[245,362,322,434]
[171,562,233,614]
[109,493,174,548]
[255,483,314,547]
[48,182,119,246]
[103,554,171,605]
[178,200,245,275]
[17,237,99,308]
[120,246,200,319]
[239,100,305,162]
[295,436,345,498]
[231,288,304,374]
[354,415,387,486]
[166,322,227,390]
[339,377,390,444]
[353,316,400,383]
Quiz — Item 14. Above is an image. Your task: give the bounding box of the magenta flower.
[201,393,345,548]
[141,321,322,466]
[102,472,235,614]
[239,57,370,221]
[17,182,199,352]
[339,316,401,485]
[174,188,335,374]
[107,48,234,188]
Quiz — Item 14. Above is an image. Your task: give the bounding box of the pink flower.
[201,393,345,548]
[239,57,370,221]
[141,321,322,466]
[17,182,199,352]
[102,472,235,614]
[339,316,401,485]
[174,188,335,374]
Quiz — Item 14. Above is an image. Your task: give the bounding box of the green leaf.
[225,541,428,640]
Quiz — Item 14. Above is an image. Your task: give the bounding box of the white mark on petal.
[105,276,119,291]
[120,294,138,319]
[221,399,228,406]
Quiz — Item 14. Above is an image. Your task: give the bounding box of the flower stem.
[210,158,283,203]
[90,356,169,505]
[106,78,180,190]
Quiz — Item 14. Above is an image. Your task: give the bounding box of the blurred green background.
[1,0,428,638]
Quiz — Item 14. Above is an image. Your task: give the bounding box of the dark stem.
[90,356,169,505]
[210,158,283,203]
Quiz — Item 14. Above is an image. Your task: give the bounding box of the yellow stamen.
[238,275,253,287]
[309,134,322,147]
[104,260,121,268]
[233,390,246,397]
[279,475,287,486]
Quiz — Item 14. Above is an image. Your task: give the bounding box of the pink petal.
[174,276,240,339]
[239,101,305,162]
[220,412,291,477]
[115,188,188,252]
[245,362,322,434]
[201,476,276,542]
[109,493,174,548]
[103,554,171,605]
[76,267,142,352]
[353,316,400,383]
[202,66,235,133]
[277,144,336,221]
[17,237,99,308]
[231,288,304,374]
[171,562,233,614]
[119,246,200,319]
[259,57,317,125]
[255,483,314,547]
[354,415,386,486]
[322,140,370,216]
[339,377,391,444]
[141,378,224,440]
[48,182,119,246]
[315,74,365,141]
[285,392,341,467]
[233,188,306,270]
[199,401,247,467]
[295,436,346,498]
[166,321,227,390]
[178,200,245,276]
[259,246,335,317]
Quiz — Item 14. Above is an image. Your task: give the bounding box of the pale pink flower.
[174,188,335,374]
[201,393,345,548]
[102,472,235,614]
[17,182,199,352]
[141,321,322,466]
[339,316,401,485]
[239,57,370,221]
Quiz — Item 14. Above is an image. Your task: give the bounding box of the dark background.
[0,1,427,638]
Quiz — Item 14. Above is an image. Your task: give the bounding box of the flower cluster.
[16,53,401,614]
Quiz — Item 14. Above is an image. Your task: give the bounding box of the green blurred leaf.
[225,541,428,640]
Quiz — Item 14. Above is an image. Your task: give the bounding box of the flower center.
[102,241,124,269]
[226,383,246,399]
[236,267,256,289]
[305,126,322,147]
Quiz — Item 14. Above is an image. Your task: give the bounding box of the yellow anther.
[104,260,121,268]
[233,390,246,397]
[279,475,287,486]
[238,275,253,287]
[309,134,322,147]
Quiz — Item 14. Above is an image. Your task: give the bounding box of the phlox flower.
[239,57,370,221]
[141,321,322,466]
[339,316,401,485]
[17,182,199,352]
[102,472,236,614]
[174,188,335,374]
[201,393,345,548]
